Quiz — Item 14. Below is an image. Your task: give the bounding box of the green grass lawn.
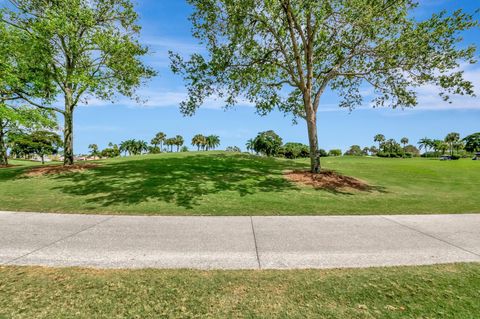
[1,263,479,318]
[0,152,478,215]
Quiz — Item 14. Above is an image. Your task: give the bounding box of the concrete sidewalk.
[1,211,479,269]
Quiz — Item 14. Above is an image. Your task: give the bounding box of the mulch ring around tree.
[284,170,371,192]
[23,164,100,177]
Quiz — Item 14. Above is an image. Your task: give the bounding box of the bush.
[344,145,363,156]
[328,149,342,157]
[377,152,402,158]
[421,152,441,158]
[318,149,328,157]
[180,146,189,152]
[226,146,241,152]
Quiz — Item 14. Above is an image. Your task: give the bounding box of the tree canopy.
[1,0,155,165]
[171,0,478,172]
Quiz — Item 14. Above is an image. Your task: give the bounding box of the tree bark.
[0,121,8,166]
[305,102,320,173]
[63,108,74,166]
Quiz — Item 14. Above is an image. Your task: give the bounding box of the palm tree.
[445,132,460,155]
[88,144,99,159]
[119,140,136,156]
[151,132,166,151]
[246,139,254,154]
[206,135,220,150]
[400,137,409,150]
[165,138,176,152]
[135,140,148,155]
[374,134,385,152]
[418,137,432,154]
[438,142,449,155]
[191,134,206,151]
[174,135,184,152]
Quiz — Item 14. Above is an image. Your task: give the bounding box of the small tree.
[445,132,460,155]
[252,131,283,157]
[374,134,386,152]
[206,135,221,151]
[418,137,433,155]
[88,144,100,160]
[463,133,480,153]
[344,145,363,156]
[174,135,184,152]
[0,106,56,165]
[10,130,62,164]
[151,132,166,151]
[191,134,206,151]
[401,137,409,150]
[328,149,342,157]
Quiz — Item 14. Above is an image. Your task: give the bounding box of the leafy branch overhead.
[171,0,477,116]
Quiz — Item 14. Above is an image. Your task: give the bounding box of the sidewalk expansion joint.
[250,216,262,269]
[6,215,115,265]
[382,216,480,258]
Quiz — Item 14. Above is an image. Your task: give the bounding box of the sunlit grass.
[0,152,478,215]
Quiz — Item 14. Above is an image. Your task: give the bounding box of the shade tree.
[1,0,155,165]
[171,0,477,173]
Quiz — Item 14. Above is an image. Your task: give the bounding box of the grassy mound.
[0,152,478,215]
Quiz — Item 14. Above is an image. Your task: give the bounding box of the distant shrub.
[404,145,420,157]
[421,152,441,158]
[281,143,310,159]
[180,146,189,152]
[344,145,363,156]
[148,146,161,154]
[450,154,461,160]
[328,149,342,157]
[318,149,328,157]
[226,146,241,152]
[404,152,413,158]
[377,152,402,158]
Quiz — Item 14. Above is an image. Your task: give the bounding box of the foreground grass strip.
[0,263,479,318]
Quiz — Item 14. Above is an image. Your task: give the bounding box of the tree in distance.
[463,133,480,153]
[88,144,100,160]
[151,132,166,151]
[10,130,62,164]
[251,131,283,157]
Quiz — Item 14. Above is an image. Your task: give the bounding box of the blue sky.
[72,0,480,153]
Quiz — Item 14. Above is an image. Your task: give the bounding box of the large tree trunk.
[63,107,74,166]
[305,102,320,173]
[0,122,8,166]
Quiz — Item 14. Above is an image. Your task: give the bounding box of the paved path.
[1,211,479,269]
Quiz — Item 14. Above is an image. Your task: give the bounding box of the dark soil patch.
[24,164,100,177]
[284,170,371,192]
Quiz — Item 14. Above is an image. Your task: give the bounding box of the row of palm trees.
[116,133,221,157]
[191,134,220,151]
[418,133,463,156]
[375,133,466,156]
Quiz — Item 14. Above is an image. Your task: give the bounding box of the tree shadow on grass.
[49,153,305,209]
